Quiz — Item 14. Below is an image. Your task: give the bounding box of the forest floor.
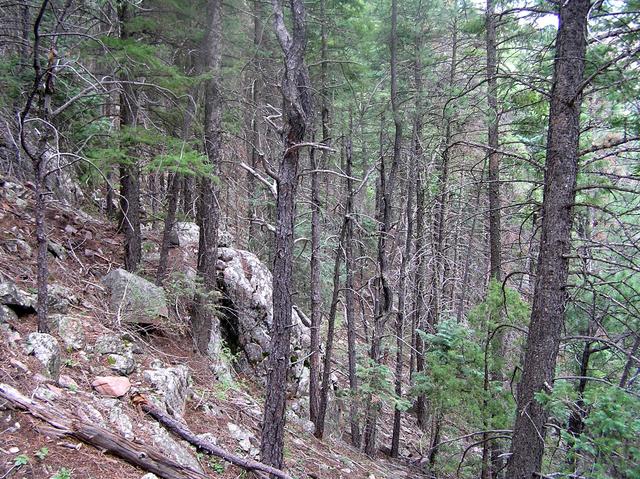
[0,178,431,479]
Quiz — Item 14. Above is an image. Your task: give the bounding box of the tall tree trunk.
[506,1,590,477]
[344,121,361,447]
[315,219,347,440]
[389,0,405,457]
[309,142,322,427]
[484,0,504,475]
[118,1,142,273]
[309,0,329,427]
[261,0,312,469]
[391,152,413,458]
[191,0,222,357]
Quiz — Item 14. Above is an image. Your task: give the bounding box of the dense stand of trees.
[1,0,640,477]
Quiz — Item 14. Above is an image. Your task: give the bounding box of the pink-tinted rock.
[91,376,130,398]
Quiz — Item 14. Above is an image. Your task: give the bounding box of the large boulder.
[0,279,36,315]
[101,269,168,325]
[216,247,309,383]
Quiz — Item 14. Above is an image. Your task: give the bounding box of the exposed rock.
[148,422,203,473]
[3,238,32,258]
[286,409,315,434]
[196,432,218,446]
[0,279,36,315]
[0,304,17,323]
[107,353,136,375]
[102,399,134,440]
[77,403,106,428]
[58,374,78,390]
[94,333,131,355]
[227,422,258,457]
[143,364,189,417]
[92,376,131,397]
[48,284,78,314]
[101,268,168,324]
[174,222,199,246]
[215,247,309,383]
[57,315,85,350]
[25,333,61,380]
[47,240,67,259]
[34,384,62,402]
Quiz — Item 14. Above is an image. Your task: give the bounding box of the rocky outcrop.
[56,315,85,350]
[215,247,309,384]
[25,333,61,380]
[101,269,168,325]
[143,362,190,418]
[0,279,36,315]
[93,333,137,375]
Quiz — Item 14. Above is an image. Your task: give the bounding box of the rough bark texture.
[118,2,142,273]
[261,0,312,469]
[192,0,222,357]
[506,1,590,477]
[344,123,361,447]
[389,0,405,457]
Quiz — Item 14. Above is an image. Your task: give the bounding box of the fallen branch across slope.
[131,393,293,479]
[0,383,207,479]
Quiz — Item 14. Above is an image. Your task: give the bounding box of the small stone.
[58,374,78,390]
[47,240,67,259]
[107,353,136,375]
[8,447,19,454]
[141,475,160,479]
[92,376,131,397]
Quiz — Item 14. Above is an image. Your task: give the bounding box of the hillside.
[0,177,426,479]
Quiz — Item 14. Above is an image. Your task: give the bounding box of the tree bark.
[344,117,361,448]
[506,1,590,477]
[261,0,312,469]
[118,1,142,273]
[389,0,406,457]
[191,0,223,357]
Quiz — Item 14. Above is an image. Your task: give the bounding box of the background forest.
[0,0,639,478]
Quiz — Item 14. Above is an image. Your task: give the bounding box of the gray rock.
[141,475,160,479]
[47,240,67,260]
[58,374,78,390]
[101,268,168,324]
[196,432,218,446]
[48,284,78,314]
[143,364,190,417]
[3,238,32,258]
[25,333,61,380]
[173,222,199,246]
[33,385,61,402]
[57,315,85,350]
[148,422,203,473]
[216,247,309,384]
[78,403,106,428]
[0,305,18,323]
[0,280,36,314]
[106,400,134,440]
[108,353,136,376]
[94,334,130,355]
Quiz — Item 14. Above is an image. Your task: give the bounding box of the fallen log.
[0,383,207,479]
[131,393,294,479]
